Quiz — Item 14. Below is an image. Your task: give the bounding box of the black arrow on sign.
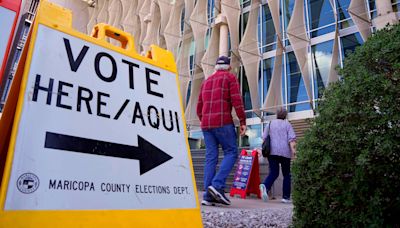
[44,132,173,175]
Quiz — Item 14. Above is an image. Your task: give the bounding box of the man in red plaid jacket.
[196,56,246,206]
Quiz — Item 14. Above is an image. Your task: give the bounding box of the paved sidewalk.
[199,191,294,227]
[198,191,293,211]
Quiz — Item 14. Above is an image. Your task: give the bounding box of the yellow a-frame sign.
[0,1,202,227]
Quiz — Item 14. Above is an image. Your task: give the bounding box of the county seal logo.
[16,173,40,194]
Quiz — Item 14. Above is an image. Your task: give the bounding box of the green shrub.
[292,24,400,227]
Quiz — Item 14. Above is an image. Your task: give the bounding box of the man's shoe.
[208,186,231,205]
[201,198,218,206]
[281,198,292,204]
[259,184,268,202]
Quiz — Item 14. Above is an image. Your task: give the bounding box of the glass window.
[283,0,296,31]
[262,57,284,117]
[336,0,354,29]
[241,0,251,8]
[369,0,377,19]
[241,124,262,148]
[340,32,363,61]
[205,28,212,49]
[180,7,185,35]
[281,61,287,109]
[239,12,249,42]
[207,0,215,24]
[308,0,336,38]
[190,130,203,139]
[189,39,196,75]
[240,67,253,118]
[393,0,400,12]
[186,81,191,107]
[188,131,204,149]
[286,52,310,112]
[261,4,277,52]
[283,0,296,45]
[260,58,275,104]
[228,32,231,57]
[311,40,334,98]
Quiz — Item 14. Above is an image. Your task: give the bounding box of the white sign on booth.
[5,24,196,210]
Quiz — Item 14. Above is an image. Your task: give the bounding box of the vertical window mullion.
[337,30,344,69]
[310,43,316,108]
[365,0,374,33]
[283,53,288,111]
[259,3,263,52]
[305,0,311,40]
[281,0,287,110]
[304,0,314,110]
[259,4,264,113]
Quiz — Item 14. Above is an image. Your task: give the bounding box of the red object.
[0,0,22,83]
[0,24,30,186]
[196,69,246,129]
[230,149,261,199]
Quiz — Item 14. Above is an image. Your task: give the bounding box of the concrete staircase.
[290,118,313,139]
[190,118,312,197]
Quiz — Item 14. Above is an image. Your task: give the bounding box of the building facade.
[4,0,400,147]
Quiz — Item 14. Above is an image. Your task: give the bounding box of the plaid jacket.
[196,70,246,130]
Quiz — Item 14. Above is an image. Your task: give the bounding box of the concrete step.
[290,118,312,139]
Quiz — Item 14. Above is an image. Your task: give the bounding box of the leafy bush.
[292,24,400,227]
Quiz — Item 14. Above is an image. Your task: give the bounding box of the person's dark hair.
[276,108,287,120]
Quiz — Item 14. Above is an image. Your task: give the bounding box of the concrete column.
[376,0,393,15]
[221,0,241,68]
[219,23,229,57]
[374,0,398,30]
[215,14,229,57]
